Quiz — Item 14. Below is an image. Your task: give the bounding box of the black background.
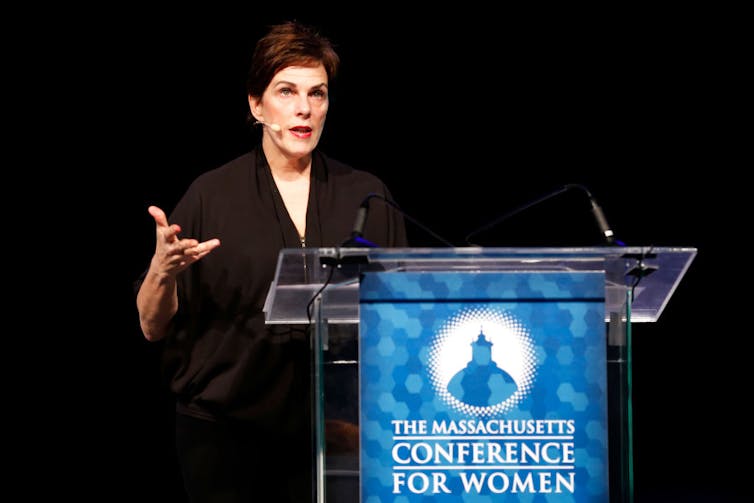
[55,5,744,502]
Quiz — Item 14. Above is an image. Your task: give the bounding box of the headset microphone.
[253,120,281,132]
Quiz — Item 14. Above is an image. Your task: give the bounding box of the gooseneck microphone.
[342,193,455,248]
[253,120,282,132]
[584,187,615,245]
[350,198,371,243]
[464,183,619,246]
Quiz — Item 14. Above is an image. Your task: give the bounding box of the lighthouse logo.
[427,306,537,416]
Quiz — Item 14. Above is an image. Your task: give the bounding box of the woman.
[136,21,407,502]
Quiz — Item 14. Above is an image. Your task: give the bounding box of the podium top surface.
[263,246,696,324]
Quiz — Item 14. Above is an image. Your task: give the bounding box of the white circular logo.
[427,306,537,416]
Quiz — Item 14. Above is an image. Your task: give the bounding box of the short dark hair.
[246,21,340,98]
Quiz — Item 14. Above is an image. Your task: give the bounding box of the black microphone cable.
[343,193,456,248]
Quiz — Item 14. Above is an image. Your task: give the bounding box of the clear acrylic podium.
[264,246,696,503]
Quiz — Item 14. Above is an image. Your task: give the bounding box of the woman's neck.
[262,141,312,180]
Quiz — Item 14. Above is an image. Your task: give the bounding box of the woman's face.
[249,63,329,159]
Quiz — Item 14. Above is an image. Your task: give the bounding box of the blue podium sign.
[359,271,608,502]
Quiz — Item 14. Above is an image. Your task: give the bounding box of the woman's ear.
[248,95,262,121]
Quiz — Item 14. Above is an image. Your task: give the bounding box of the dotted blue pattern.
[359,272,608,502]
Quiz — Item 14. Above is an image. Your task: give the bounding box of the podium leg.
[607,291,635,503]
[312,295,326,503]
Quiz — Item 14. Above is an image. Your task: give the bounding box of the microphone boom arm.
[464,184,618,246]
[344,193,455,248]
[464,186,570,245]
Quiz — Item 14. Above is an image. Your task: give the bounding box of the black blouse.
[151,147,407,431]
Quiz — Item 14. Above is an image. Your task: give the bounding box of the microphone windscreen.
[352,206,368,236]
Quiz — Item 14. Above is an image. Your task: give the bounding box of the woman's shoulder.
[188,151,257,191]
[317,150,384,186]
[199,151,256,181]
